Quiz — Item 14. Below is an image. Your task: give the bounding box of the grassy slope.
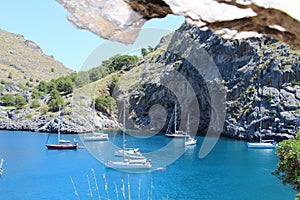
[0,29,72,85]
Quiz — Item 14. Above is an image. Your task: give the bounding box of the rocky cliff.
[111,24,300,141]
[56,0,300,49]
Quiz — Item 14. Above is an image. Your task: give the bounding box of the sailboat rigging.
[46,107,78,150]
[165,104,189,138]
[185,114,197,146]
[105,100,151,169]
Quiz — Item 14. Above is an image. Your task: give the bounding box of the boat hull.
[247,142,277,149]
[84,136,108,141]
[46,144,77,150]
[185,139,197,146]
[165,133,188,138]
[105,160,151,169]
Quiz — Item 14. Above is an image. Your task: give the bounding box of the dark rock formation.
[113,24,300,140]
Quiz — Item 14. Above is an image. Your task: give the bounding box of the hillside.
[0,29,72,86]
[1,24,300,141]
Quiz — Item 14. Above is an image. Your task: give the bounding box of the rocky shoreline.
[0,105,119,134]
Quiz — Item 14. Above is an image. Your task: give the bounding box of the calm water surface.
[0,130,297,200]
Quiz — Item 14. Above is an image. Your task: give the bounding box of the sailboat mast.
[187,113,190,134]
[123,100,126,158]
[174,104,177,133]
[259,71,263,143]
[58,106,61,143]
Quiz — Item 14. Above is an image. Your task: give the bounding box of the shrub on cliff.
[0,93,14,106]
[30,99,40,109]
[14,94,27,108]
[92,95,115,114]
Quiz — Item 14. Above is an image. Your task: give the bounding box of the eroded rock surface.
[56,0,300,48]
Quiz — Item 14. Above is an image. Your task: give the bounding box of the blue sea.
[0,130,297,200]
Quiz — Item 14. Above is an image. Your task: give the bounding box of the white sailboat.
[185,114,197,146]
[46,107,78,150]
[165,104,189,138]
[105,100,151,169]
[0,158,4,175]
[84,132,109,141]
[114,148,141,157]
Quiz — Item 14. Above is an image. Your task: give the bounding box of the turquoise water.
[0,130,297,200]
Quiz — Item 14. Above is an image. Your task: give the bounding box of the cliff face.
[113,24,300,140]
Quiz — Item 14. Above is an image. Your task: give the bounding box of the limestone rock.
[56,0,300,49]
[56,0,147,44]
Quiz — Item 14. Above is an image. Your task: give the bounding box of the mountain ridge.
[0,28,72,86]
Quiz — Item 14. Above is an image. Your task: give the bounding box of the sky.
[0,0,185,71]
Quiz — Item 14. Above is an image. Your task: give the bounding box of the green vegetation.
[14,94,27,108]
[0,93,15,106]
[0,85,3,93]
[0,93,27,108]
[274,133,300,194]
[74,54,139,88]
[32,74,75,107]
[108,76,119,95]
[30,99,40,109]
[31,89,43,99]
[141,46,154,57]
[92,95,115,114]
[264,94,273,101]
[292,80,300,86]
[18,84,27,91]
[248,86,255,93]
[269,110,276,115]
[47,89,65,112]
[19,114,32,119]
[7,72,12,79]
[40,105,49,115]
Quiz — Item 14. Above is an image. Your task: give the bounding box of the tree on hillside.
[63,79,75,94]
[30,99,40,109]
[273,133,300,192]
[89,68,101,82]
[56,77,74,94]
[14,94,27,108]
[47,81,56,93]
[0,93,15,106]
[31,88,43,99]
[47,89,65,112]
[37,80,47,93]
[103,54,138,73]
[141,47,149,57]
